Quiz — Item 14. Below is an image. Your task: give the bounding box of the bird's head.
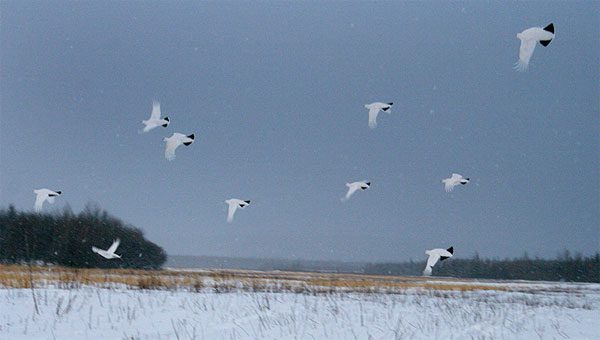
[183,134,195,146]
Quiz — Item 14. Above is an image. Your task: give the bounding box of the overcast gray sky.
[1,1,598,262]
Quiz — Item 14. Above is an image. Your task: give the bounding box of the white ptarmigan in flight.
[142,101,170,132]
[423,246,454,276]
[342,181,371,201]
[514,23,555,72]
[365,102,393,129]
[92,239,122,259]
[33,189,62,212]
[163,133,194,160]
[225,199,251,223]
[441,173,470,192]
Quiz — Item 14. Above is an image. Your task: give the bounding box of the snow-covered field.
[0,268,599,339]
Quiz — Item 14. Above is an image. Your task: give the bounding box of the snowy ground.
[0,273,599,339]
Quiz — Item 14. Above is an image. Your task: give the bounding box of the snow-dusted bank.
[0,270,599,339]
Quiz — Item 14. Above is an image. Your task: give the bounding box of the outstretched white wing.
[107,239,120,254]
[426,252,441,269]
[515,39,536,72]
[34,194,46,212]
[368,107,380,129]
[165,138,182,161]
[143,122,157,133]
[443,174,462,192]
[343,185,359,201]
[442,178,462,192]
[227,204,238,223]
[150,101,161,120]
[92,246,110,259]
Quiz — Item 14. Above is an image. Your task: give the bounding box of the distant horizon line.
[168,250,599,264]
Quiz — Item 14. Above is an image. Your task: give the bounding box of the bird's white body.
[365,102,393,129]
[33,188,62,212]
[92,239,122,259]
[515,23,555,72]
[442,173,469,192]
[142,101,170,132]
[163,133,195,160]
[423,247,454,276]
[225,199,251,223]
[342,181,371,201]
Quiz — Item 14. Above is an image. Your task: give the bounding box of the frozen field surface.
[1,277,599,340]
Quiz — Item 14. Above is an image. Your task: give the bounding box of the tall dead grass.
[0,264,516,294]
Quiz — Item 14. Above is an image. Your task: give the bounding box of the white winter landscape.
[0,267,598,340]
[1,1,599,339]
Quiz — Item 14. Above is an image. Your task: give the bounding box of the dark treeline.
[0,205,166,269]
[364,252,600,283]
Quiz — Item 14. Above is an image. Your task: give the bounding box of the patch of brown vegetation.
[0,264,510,294]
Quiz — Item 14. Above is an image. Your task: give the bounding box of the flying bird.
[423,246,454,276]
[142,101,170,132]
[365,102,393,129]
[92,239,122,259]
[33,189,62,212]
[225,199,251,223]
[342,181,371,201]
[514,23,555,72]
[164,133,194,160]
[442,173,470,192]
